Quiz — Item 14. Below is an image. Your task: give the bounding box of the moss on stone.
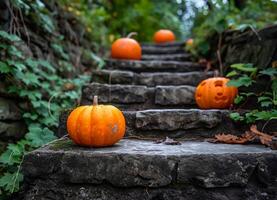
[49,139,75,151]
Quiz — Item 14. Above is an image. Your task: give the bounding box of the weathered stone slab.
[135,109,226,131]
[92,70,213,86]
[0,97,21,120]
[141,41,185,47]
[155,86,195,105]
[138,71,212,86]
[81,83,196,109]
[142,53,191,61]
[21,138,277,200]
[58,109,246,140]
[82,83,148,104]
[142,45,185,54]
[0,121,26,141]
[105,59,205,72]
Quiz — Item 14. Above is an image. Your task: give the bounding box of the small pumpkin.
[186,38,194,46]
[111,32,141,60]
[153,29,176,43]
[67,96,126,147]
[195,77,238,109]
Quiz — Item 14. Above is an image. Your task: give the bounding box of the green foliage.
[12,0,56,34]
[227,63,277,123]
[58,0,185,46]
[0,31,89,198]
[189,0,277,56]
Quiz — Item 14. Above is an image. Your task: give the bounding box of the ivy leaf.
[51,44,69,60]
[16,72,40,85]
[23,113,38,120]
[253,111,277,121]
[0,61,12,73]
[0,31,21,42]
[0,141,26,166]
[25,58,38,69]
[260,101,272,107]
[229,112,243,121]
[0,172,23,193]
[240,92,256,97]
[234,95,244,104]
[38,13,55,33]
[260,68,277,77]
[226,70,238,77]
[6,60,26,71]
[17,89,42,100]
[38,60,56,73]
[230,63,257,73]
[258,96,272,102]
[227,75,254,87]
[8,46,24,58]
[25,125,57,148]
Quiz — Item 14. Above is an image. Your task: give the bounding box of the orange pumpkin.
[153,29,176,43]
[67,96,126,147]
[186,38,194,46]
[195,77,238,109]
[111,32,141,60]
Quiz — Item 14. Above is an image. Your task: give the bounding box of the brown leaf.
[250,125,273,146]
[211,125,274,149]
[154,137,181,145]
[214,134,248,144]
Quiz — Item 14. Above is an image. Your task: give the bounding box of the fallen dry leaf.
[250,125,273,146]
[155,137,181,145]
[211,125,274,149]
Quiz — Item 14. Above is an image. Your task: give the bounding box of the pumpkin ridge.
[76,106,91,146]
[67,106,87,145]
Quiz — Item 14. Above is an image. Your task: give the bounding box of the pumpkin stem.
[126,32,138,38]
[93,95,98,106]
[214,69,220,77]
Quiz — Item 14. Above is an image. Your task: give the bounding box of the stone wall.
[0,97,26,153]
[0,0,97,152]
[220,25,277,73]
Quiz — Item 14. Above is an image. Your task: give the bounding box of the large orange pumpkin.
[195,77,238,109]
[111,32,141,60]
[67,96,126,147]
[153,29,176,43]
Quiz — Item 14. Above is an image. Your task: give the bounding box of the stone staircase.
[21,42,277,200]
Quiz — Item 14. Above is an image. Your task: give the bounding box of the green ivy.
[227,63,277,123]
[0,28,89,197]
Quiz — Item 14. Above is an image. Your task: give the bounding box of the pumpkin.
[153,29,176,43]
[67,96,126,147]
[195,77,238,109]
[186,38,194,46]
[111,32,141,60]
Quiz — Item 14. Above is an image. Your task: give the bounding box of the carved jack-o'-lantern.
[195,77,238,109]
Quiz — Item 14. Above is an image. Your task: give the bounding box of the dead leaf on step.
[211,125,275,149]
[198,58,212,72]
[250,125,273,146]
[154,137,181,145]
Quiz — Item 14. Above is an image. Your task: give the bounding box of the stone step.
[81,83,196,110]
[141,41,185,47]
[142,45,185,55]
[105,59,205,72]
[92,70,213,86]
[22,138,277,200]
[142,53,191,61]
[58,108,244,140]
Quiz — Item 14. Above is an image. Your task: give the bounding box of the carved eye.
[214,80,223,87]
